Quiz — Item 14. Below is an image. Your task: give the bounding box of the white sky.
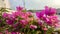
[10,0,60,10]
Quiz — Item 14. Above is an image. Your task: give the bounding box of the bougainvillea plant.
[0,6,60,34]
[36,6,60,34]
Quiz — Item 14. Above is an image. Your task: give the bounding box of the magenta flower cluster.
[0,6,60,34]
[36,6,59,27]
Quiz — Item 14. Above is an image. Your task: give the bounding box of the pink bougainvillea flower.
[16,32,21,34]
[5,30,9,34]
[44,17,49,22]
[21,14,28,19]
[38,21,43,26]
[49,16,58,23]
[45,15,59,26]
[46,21,52,26]
[44,17,52,26]
[0,32,2,34]
[7,14,15,20]
[3,12,16,20]
[26,12,32,17]
[36,10,45,19]
[26,17,34,22]
[41,14,47,20]
[30,25,37,29]
[49,8,56,15]
[20,20,28,26]
[12,11,21,16]
[45,6,50,15]
[2,12,9,18]
[11,32,17,34]
[42,27,48,31]
[36,18,40,21]
[16,6,23,11]
[45,6,56,16]
[55,24,60,28]
[6,19,14,25]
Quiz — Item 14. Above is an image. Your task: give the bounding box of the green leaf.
[46,28,54,34]
[22,9,27,12]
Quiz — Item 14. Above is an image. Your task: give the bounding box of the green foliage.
[0,8,9,12]
[46,28,54,34]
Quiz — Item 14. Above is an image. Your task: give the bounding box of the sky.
[9,0,60,10]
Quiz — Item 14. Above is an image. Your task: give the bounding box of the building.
[56,8,60,15]
[28,9,60,14]
[0,0,10,8]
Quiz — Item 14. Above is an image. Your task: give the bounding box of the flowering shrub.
[0,6,60,34]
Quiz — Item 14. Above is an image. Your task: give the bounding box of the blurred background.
[9,0,60,10]
[0,0,60,14]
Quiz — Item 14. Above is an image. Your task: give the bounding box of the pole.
[22,0,25,8]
